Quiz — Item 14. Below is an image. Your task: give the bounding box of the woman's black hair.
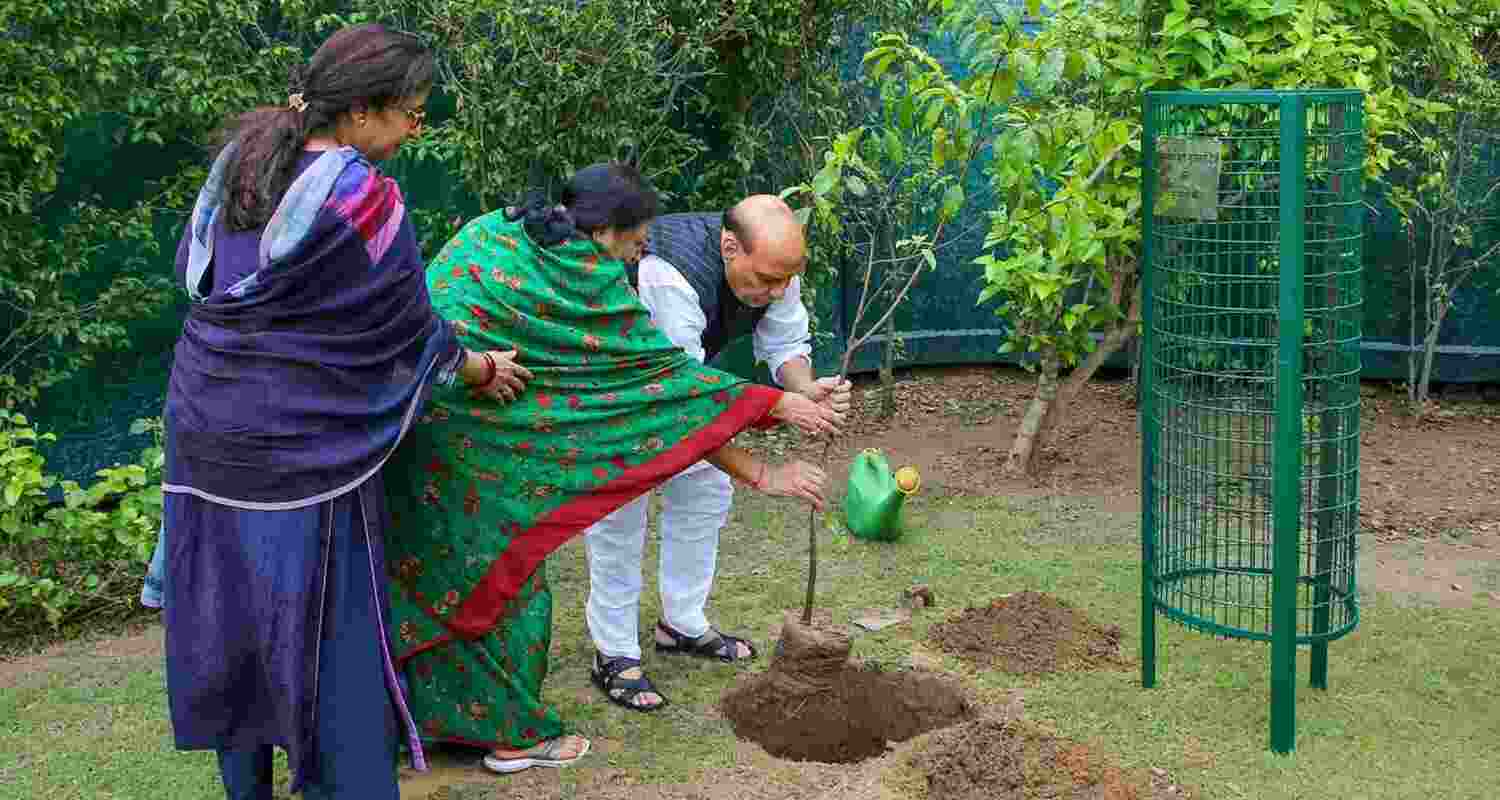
[216,24,434,231]
[508,162,659,248]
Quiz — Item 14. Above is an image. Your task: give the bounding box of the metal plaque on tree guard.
[1155,136,1222,221]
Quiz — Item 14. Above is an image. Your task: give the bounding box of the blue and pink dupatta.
[163,145,461,508]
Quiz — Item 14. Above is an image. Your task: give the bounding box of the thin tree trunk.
[1414,204,1446,416]
[1129,335,1143,408]
[880,315,897,419]
[1006,348,1060,476]
[1407,223,1419,410]
[1418,303,1448,410]
[1027,279,1142,460]
[1041,318,1137,434]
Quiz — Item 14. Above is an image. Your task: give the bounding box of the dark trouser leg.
[216,747,273,800]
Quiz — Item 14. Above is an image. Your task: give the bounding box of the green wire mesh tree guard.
[1139,90,1364,754]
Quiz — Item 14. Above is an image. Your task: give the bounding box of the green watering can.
[844,448,919,542]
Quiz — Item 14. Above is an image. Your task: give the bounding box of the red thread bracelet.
[479,351,498,388]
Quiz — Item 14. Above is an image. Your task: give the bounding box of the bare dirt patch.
[740,367,1143,511]
[722,664,974,764]
[1362,532,1500,609]
[0,621,161,691]
[1356,391,1500,540]
[741,365,1500,533]
[914,716,1193,800]
[929,591,1127,675]
[722,616,976,764]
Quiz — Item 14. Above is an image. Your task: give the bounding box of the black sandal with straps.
[654,620,759,663]
[591,652,668,712]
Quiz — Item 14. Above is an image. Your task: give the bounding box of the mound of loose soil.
[722,614,976,763]
[929,591,1125,674]
[916,716,1147,800]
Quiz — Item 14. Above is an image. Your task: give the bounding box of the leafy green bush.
[1,0,336,410]
[370,0,898,212]
[5,0,922,417]
[0,411,162,630]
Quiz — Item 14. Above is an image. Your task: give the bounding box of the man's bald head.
[720,194,807,307]
[722,195,806,258]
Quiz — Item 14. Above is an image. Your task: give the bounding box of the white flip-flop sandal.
[482,735,591,774]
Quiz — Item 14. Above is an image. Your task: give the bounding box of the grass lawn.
[3,490,1498,799]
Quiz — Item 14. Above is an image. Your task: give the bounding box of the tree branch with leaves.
[850,0,1495,477]
[1387,18,1500,415]
[778,29,993,624]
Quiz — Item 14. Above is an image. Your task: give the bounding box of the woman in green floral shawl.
[384,163,838,775]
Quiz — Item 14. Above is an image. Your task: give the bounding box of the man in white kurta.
[584,195,850,711]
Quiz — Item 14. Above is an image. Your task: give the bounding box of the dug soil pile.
[915,716,1150,800]
[722,613,975,763]
[930,591,1126,674]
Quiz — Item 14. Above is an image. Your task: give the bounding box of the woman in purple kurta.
[156,26,526,799]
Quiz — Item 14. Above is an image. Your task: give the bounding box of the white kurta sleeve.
[635,254,708,364]
[753,275,813,386]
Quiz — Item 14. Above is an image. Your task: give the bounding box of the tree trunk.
[1041,318,1138,435]
[879,315,897,419]
[1413,199,1447,416]
[1129,335,1143,408]
[1005,349,1060,476]
[1407,225,1420,409]
[1418,302,1449,412]
[803,436,835,624]
[1013,280,1142,472]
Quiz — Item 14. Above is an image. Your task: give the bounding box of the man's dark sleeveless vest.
[628,212,769,362]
